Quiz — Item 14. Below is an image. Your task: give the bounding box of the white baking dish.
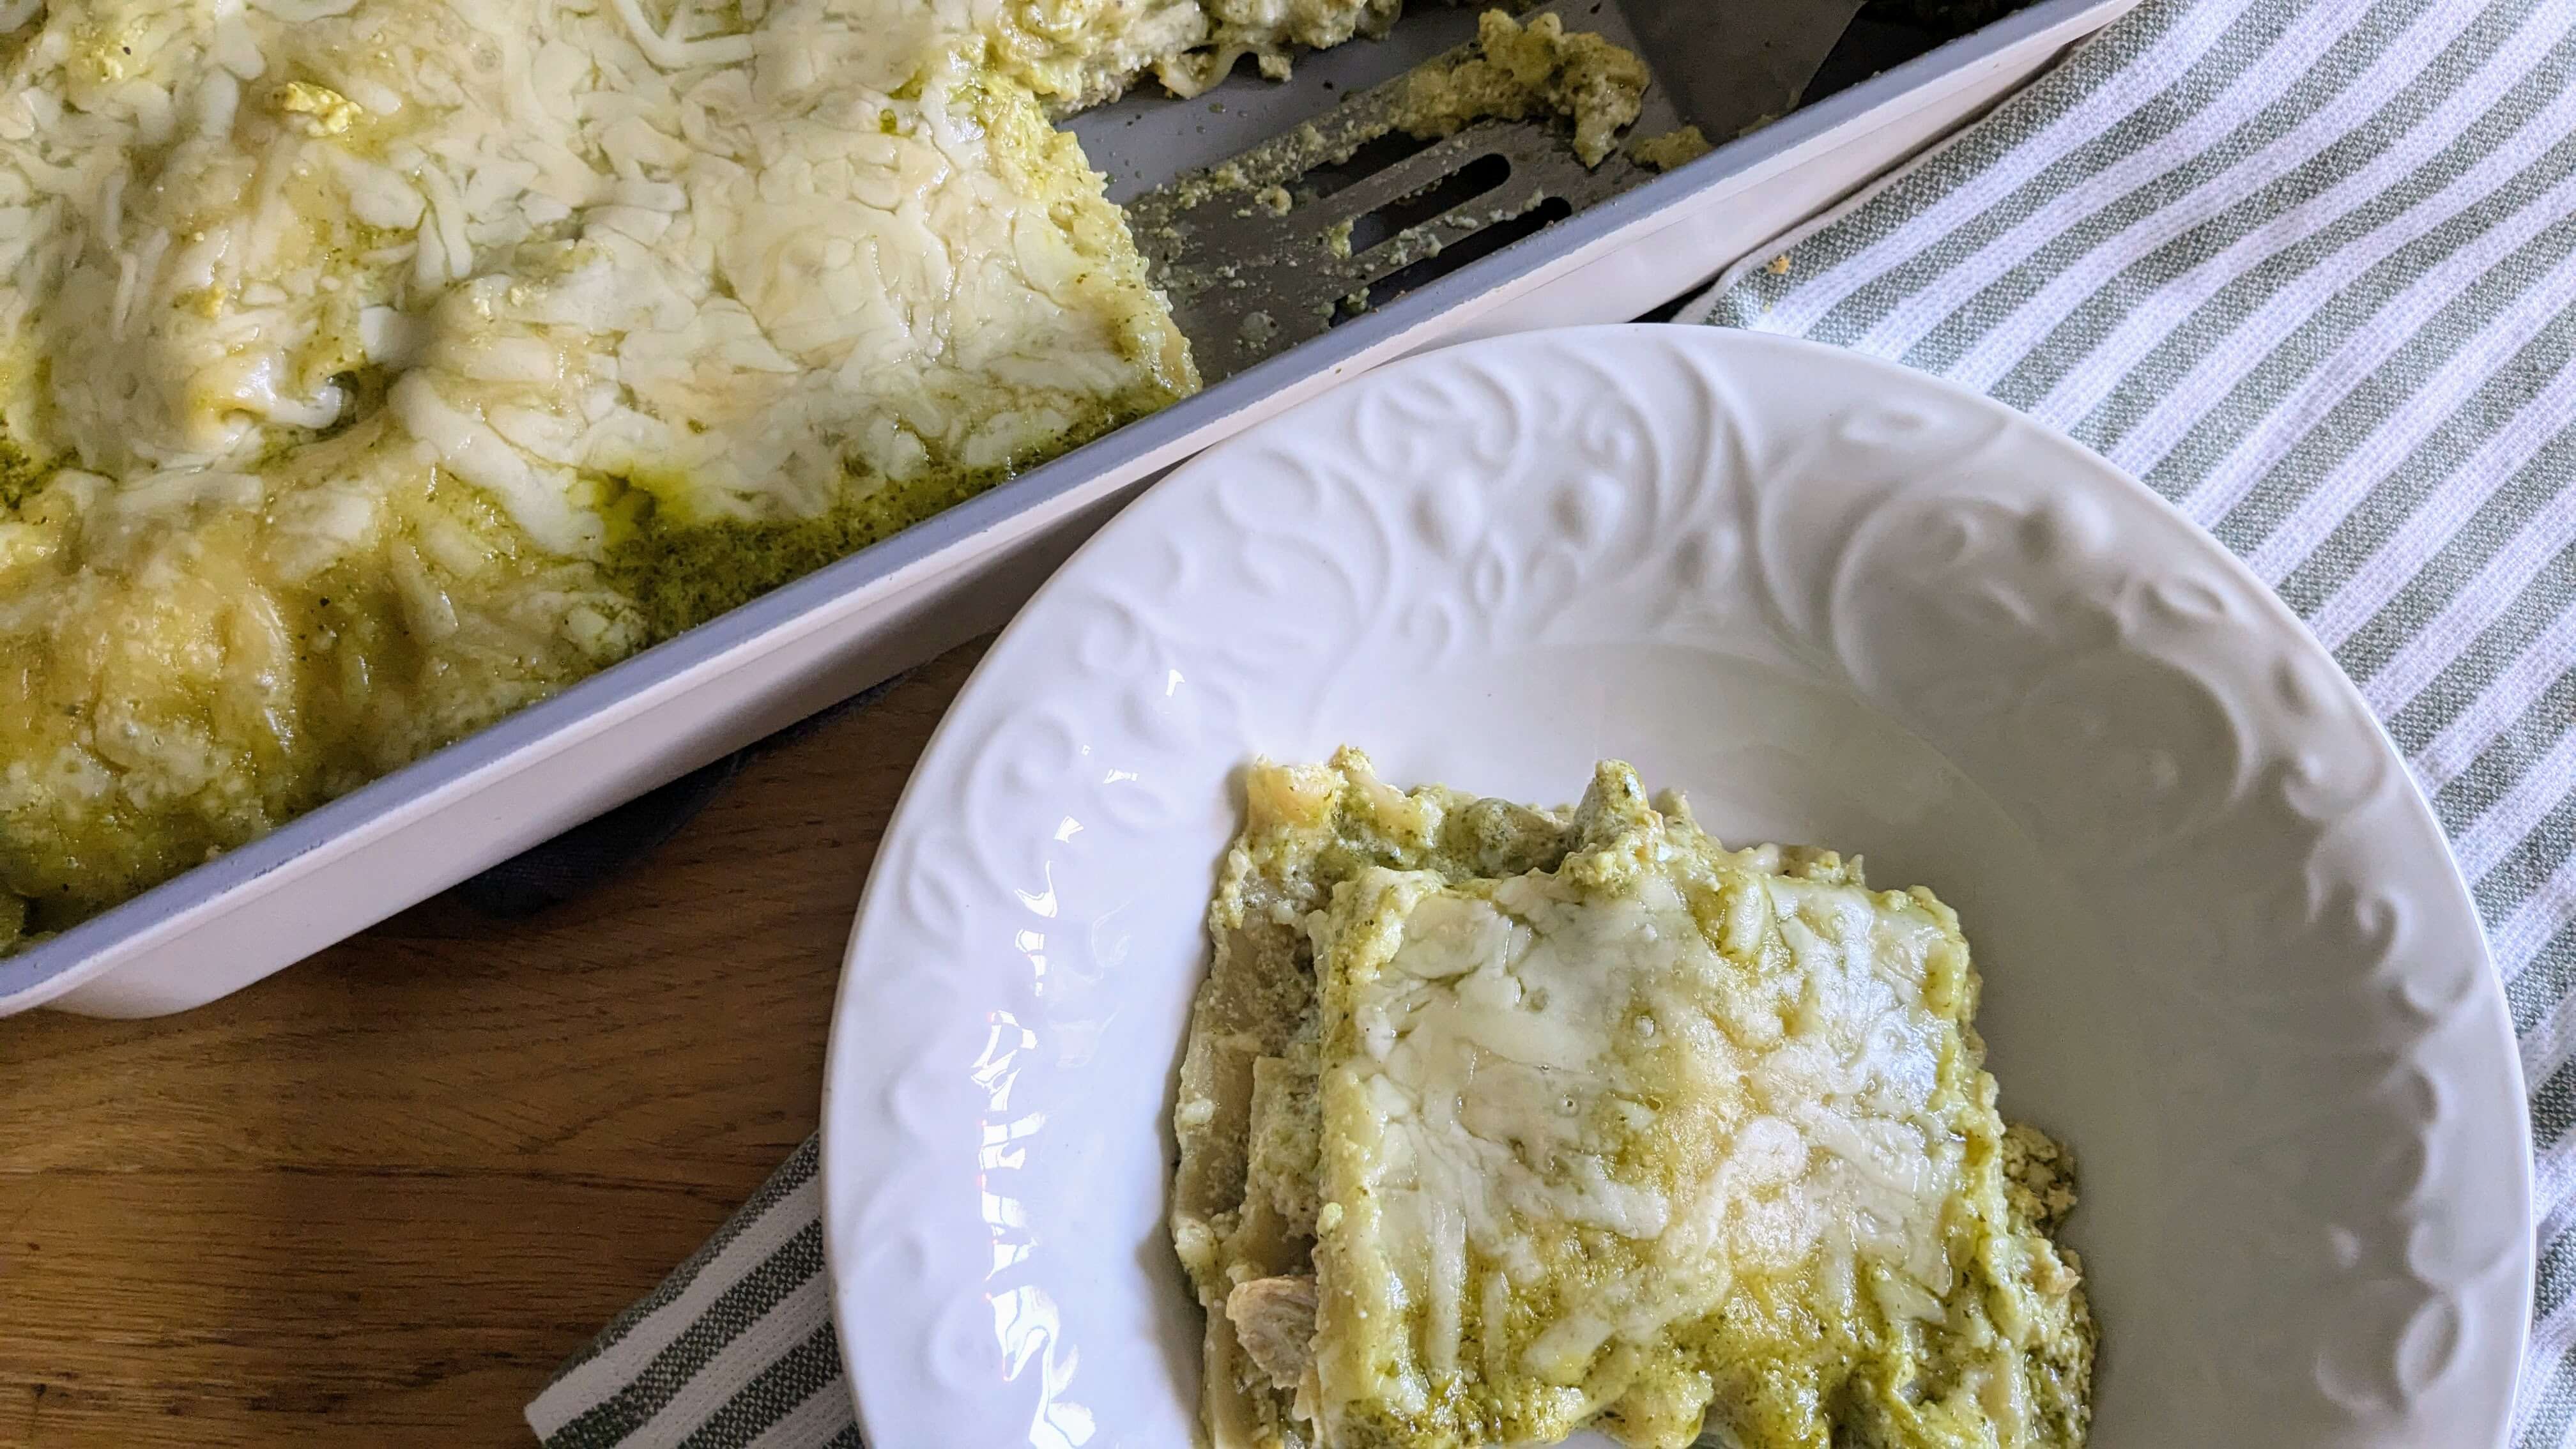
[5,0,2136,1016]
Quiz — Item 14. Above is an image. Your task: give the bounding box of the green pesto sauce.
[604,388,1171,643]
[1,431,57,950]
[0,375,1181,953]
[0,434,52,513]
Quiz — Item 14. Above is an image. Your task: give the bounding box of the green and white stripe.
[1696,0,2576,1438]
[530,0,2576,1440]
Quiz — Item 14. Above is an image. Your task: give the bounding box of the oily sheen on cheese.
[1172,751,2094,1449]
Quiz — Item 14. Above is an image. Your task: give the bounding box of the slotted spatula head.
[1131,0,1867,383]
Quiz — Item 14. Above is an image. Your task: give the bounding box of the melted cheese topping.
[1173,747,1588,1449]
[1179,753,2094,1449]
[0,0,1221,939]
[976,0,1402,106]
[2,0,1195,526]
[1315,853,1972,1443]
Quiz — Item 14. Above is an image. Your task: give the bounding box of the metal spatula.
[1132,0,1869,382]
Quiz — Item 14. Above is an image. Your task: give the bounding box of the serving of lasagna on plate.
[1174,748,2094,1448]
[0,0,1644,951]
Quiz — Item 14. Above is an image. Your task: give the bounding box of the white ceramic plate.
[819,326,2532,1448]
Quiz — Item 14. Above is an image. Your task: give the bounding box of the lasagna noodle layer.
[1176,749,1581,1448]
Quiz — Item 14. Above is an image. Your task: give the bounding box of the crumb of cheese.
[273,80,361,136]
[1629,123,1712,171]
[1398,11,1651,167]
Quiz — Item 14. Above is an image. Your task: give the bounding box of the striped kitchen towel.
[529,0,2576,1441]
[525,1138,858,1449]
[1690,0,2576,1441]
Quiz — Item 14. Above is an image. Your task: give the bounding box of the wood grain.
[0,638,988,1448]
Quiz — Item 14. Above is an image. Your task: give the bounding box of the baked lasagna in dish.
[1174,750,2094,1448]
[0,0,1651,949]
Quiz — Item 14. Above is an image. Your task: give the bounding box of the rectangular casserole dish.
[3,0,2136,1016]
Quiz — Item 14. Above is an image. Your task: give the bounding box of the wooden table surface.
[0,638,990,1448]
